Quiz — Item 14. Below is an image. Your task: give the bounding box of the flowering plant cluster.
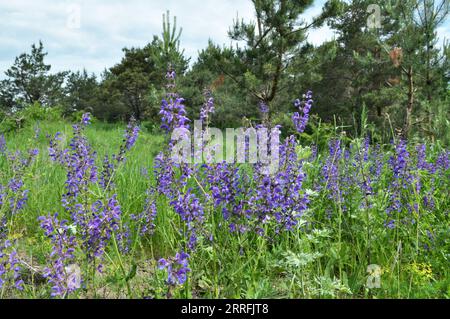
[0,133,39,291]
[153,70,313,286]
[37,113,140,297]
[0,240,23,291]
[39,213,79,297]
[151,69,449,294]
[0,69,448,299]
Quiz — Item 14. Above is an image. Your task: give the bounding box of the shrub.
[19,102,63,122]
[0,103,66,133]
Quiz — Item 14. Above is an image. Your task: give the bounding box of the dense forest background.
[1,0,449,144]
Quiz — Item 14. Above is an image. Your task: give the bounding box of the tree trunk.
[405,66,414,138]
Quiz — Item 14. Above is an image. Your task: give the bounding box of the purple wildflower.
[170,189,204,250]
[160,97,190,133]
[416,144,430,171]
[154,152,175,197]
[292,91,313,133]
[85,194,122,261]
[385,139,413,228]
[131,188,158,236]
[207,162,246,223]
[259,101,269,114]
[116,117,140,163]
[390,139,410,179]
[99,155,115,190]
[39,214,79,297]
[81,113,91,126]
[248,136,309,233]
[200,89,215,126]
[435,150,449,172]
[0,146,37,221]
[158,251,190,286]
[48,132,68,164]
[159,69,190,133]
[0,240,23,291]
[321,139,343,201]
[59,117,98,210]
[0,134,6,154]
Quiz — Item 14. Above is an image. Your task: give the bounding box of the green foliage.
[0,102,62,133]
[0,112,16,133]
[19,102,62,122]
[141,120,161,135]
[224,0,320,111]
[62,70,99,115]
[310,0,449,141]
[0,41,66,109]
[179,41,257,128]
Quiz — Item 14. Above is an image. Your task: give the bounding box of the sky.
[0,0,449,78]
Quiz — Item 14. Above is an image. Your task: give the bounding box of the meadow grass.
[0,119,449,299]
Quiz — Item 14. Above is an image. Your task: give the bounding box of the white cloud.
[308,26,336,46]
[0,0,448,79]
[0,0,255,76]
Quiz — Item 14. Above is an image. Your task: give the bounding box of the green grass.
[0,120,449,299]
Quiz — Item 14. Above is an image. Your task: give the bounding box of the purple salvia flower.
[0,134,6,154]
[170,189,204,250]
[10,189,29,214]
[131,188,157,236]
[292,91,313,133]
[171,189,204,229]
[390,139,410,179]
[160,68,190,133]
[321,139,343,201]
[386,139,413,228]
[0,240,23,291]
[0,147,37,218]
[81,113,91,126]
[248,136,309,233]
[99,155,115,190]
[160,97,190,133]
[85,194,122,261]
[363,136,370,162]
[435,150,449,172]
[207,162,246,224]
[158,251,190,286]
[259,101,269,114]
[8,178,23,193]
[48,132,68,164]
[116,117,140,163]
[416,144,429,170]
[116,224,131,255]
[60,120,98,211]
[39,214,79,297]
[154,152,176,198]
[200,89,215,126]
